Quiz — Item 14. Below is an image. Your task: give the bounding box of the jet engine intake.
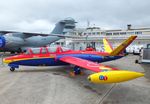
[0,36,6,47]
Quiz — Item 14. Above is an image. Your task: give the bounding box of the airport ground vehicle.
[135,44,150,64]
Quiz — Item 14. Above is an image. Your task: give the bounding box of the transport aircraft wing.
[0,30,77,38]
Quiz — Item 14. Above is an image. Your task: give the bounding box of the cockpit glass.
[41,48,47,54]
[24,46,71,54]
[47,47,57,53]
[25,50,30,54]
[62,47,70,51]
[31,48,40,54]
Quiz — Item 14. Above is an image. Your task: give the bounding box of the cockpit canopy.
[25,46,71,54]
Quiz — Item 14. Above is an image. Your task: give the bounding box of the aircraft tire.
[10,67,15,72]
[135,59,139,64]
[11,51,15,54]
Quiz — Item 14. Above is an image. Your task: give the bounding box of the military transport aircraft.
[0,18,76,53]
[3,36,144,84]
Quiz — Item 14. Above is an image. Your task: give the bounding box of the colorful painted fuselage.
[4,48,123,68]
[3,36,145,84]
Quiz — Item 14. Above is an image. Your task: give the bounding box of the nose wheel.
[10,67,15,72]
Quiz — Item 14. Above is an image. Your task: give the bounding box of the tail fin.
[103,38,113,53]
[109,36,137,56]
[51,18,76,34]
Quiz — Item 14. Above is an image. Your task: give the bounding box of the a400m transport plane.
[0,18,76,53]
[3,36,144,84]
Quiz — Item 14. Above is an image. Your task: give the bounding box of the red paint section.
[60,56,118,73]
[5,48,110,61]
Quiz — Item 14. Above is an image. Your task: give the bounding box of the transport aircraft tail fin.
[103,38,113,53]
[109,36,137,56]
[51,18,76,34]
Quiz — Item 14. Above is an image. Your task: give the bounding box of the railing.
[71,35,150,41]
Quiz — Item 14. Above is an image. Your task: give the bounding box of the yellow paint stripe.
[103,38,113,53]
[4,56,55,64]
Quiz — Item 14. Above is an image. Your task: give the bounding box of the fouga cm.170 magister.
[3,36,144,84]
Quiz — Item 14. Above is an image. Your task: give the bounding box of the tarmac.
[0,54,150,104]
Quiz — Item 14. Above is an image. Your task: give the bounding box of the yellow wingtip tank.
[88,70,144,84]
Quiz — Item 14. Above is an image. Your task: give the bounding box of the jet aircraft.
[3,36,144,84]
[0,18,76,53]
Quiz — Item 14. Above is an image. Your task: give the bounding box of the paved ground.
[0,54,150,104]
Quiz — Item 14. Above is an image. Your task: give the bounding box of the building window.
[88,33,91,35]
[92,32,95,35]
[135,32,142,35]
[101,32,106,35]
[120,32,126,35]
[127,32,135,34]
[97,32,100,35]
[113,32,119,35]
[106,33,112,35]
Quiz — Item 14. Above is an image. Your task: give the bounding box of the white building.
[56,24,150,52]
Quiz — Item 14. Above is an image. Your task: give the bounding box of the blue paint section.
[100,56,123,62]
[9,54,123,67]
[57,54,123,63]
[57,54,104,62]
[0,36,5,47]
[11,58,68,66]
[8,64,19,68]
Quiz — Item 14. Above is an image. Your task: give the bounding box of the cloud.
[14,20,52,33]
[0,0,150,32]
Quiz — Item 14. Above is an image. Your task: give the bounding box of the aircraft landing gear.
[10,51,15,54]
[8,64,18,72]
[10,67,15,72]
[70,66,83,77]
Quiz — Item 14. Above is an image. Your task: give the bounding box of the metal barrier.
[0,54,4,67]
[143,49,150,60]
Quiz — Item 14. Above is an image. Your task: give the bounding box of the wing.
[59,56,118,72]
[0,31,18,34]
[0,31,77,38]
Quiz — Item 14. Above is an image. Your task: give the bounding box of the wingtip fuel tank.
[88,70,144,84]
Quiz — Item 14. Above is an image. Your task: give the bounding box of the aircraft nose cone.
[87,76,91,82]
[0,36,6,47]
[3,58,12,64]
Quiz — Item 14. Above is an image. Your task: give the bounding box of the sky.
[0,0,150,33]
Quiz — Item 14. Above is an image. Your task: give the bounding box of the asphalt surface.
[0,54,149,104]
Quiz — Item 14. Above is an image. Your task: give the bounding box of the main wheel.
[10,67,15,72]
[135,59,139,64]
[73,66,80,75]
